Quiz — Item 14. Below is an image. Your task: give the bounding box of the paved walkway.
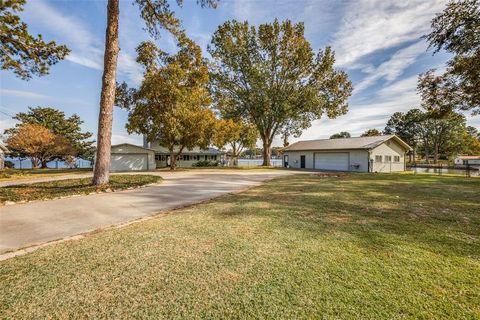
[0,170,292,255]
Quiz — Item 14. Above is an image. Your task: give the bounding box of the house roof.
[154,147,225,155]
[456,155,480,160]
[111,143,156,152]
[284,135,412,152]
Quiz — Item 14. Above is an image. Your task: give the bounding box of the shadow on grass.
[211,174,480,259]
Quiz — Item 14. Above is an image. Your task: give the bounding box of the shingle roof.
[284,135,411,151]
[456,155,480,160]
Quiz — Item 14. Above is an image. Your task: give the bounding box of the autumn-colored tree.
[330,131,351,139]
[93,0,217,185]
[209,19,352,166]
[5,106,95,166]
[117,37,215,170]
[0,0,69,79]
[6,124,76,169]
[213,118,257,165]
[360,128,382,137]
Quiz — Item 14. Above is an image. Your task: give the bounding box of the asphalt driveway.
[0,170,292,256]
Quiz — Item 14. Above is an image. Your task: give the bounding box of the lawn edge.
[0,177,162,206]
[0,175,283,261]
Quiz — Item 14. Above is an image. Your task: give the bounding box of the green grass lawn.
[0,175,161,203]
[1,174,479,318]
[0,168,92,182]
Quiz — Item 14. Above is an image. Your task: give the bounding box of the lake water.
[238,159,283,167]
[407,167,479,176]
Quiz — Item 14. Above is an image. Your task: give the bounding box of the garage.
[314,152,349,171]
[109,144,156,171]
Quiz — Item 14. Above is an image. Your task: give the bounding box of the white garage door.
[110,154,148,171]
[314,152,349,171]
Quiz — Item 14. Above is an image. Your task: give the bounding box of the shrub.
[193,160,219,167]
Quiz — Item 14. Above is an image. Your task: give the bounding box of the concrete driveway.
[0,170,292,256]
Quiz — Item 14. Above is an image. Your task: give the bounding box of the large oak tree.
[208,19,352,166]
[116,37,215,170]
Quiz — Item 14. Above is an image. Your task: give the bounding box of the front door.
[283,155,289,168]
[300,155,306,168]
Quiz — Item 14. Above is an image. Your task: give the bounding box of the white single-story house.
[109,140,225,171]
[282,135,412,173]
[147,140,225,168]
[0,143,9,170]
[454,155,480,165]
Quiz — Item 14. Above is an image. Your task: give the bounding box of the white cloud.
[331,0,446,67]
[111,132,143,146]
[24,0,143,84]
[26,0,104,70]
[354,41,427,93]
[277,75,421,144]
[1,89,50,100]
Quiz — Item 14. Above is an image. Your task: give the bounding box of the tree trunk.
[170,153,176,170]
[433,142,439,164]
[262,137,271,166]
[41,159,48,168]
[93,0,119,186]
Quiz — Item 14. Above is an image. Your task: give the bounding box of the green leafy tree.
[419,0,480,115]
[209,19,352,166]
[5,107,95,167]
[0,0,69,79]
[116,37,215,170]
[330,131,351,139]
[384,109,424,163]
[360,129,382,137]
[93,0,217,184]
[412,110,467,163]
[213,118,258,165]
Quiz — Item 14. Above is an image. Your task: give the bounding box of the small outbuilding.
[454,155,480,165]
[282,135,412,173]
[110,143,156,171]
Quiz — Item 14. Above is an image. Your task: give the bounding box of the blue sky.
[1,0,478,147]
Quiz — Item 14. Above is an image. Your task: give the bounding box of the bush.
[192,160,219,167]
[4,160,14,169]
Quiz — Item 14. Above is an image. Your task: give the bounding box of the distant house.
[282,135,412,173]
[109,140,224,171]
[0,143,8,170]
[454,155,480,165]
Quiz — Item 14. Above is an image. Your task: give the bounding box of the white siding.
[370,140,406,172]
[283,150,369,172]
[110,144,156,171]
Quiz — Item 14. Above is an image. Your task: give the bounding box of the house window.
[204,155,208,161]
[213,155,217,160]
[394,155,400,162]
[375,155,382,162]
[385,155,392,162]
[184,155,190,161]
